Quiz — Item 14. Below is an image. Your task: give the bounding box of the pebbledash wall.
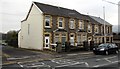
[19,3,44,50]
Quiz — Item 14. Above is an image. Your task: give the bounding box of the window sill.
[79,28,84,30]
[45,26,51,28]
[95,32,99,33]
[70,28,75,29]
[58,27,64,29]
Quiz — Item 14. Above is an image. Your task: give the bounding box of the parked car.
[93,43,119,55]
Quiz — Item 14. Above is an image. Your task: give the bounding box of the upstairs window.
[45,15,51,28]
[101,26,103,34]
[58,17,64,29]
[88,24,92,33]
[79,20,84,29]
[69,19,75,29]
[95,25,99,33]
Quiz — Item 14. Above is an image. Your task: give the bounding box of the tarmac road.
[1,45,120,69]
[2,53,120,69]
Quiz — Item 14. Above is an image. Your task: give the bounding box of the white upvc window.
[58,17,64,29]
[45,15,51,28]
[108,27,110,33]
[79,20,84,29]
[101,26,103,34]
[95,25,99,33]
[88,24,92,33]
[107,26,110,34]
[94,37,97,43]
[77,34,81,44]
[82,34,87,41]
[69,19,75,29]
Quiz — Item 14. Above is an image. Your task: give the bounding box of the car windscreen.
[98,44,108,48]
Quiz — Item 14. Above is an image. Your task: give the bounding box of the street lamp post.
[103,6,106,43]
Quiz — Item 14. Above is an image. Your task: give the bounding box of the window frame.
[44,15,52,28]
[95,25,99,33]
[69,18,75,29]
[58,17,64,29]
[88,24,92,33]
[79,20,84,29]
[69,33,75,46]
[77,34,81,44]
[82,34,87,42]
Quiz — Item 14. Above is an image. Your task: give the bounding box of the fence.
[113,41,120,49]
[51,41,108,52]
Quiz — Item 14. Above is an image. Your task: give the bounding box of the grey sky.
[0,0,119,33]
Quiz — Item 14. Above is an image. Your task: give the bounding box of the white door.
[70,37,74,46]
[45,37,50,48]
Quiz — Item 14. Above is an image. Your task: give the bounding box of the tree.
[6,30,18,47]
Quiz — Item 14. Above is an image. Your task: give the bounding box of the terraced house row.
[18,2,113,51]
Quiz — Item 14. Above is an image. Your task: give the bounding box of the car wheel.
[115,50,119,54]
[105,51,109,55]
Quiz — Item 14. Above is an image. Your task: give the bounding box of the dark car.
[93,43,119,55]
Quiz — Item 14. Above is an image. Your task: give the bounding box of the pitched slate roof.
[81,14,100,25]
[22,1,112,26]
[89,16,112,26]
[34,2,83,19]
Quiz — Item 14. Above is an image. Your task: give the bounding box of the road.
[1,45,120,69]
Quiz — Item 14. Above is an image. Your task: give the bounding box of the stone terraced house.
[18,2,113,51]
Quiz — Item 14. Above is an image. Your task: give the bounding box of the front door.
[45,37,50,48]
[70,36,74,46]
[102,37,104,43]
[62,37,66,47]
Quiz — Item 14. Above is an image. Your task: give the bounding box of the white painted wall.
[20,4,43,50]
[18,31,21,48]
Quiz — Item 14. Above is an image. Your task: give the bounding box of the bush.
[6,30,18,48]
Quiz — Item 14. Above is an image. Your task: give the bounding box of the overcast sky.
[0,0,119,33]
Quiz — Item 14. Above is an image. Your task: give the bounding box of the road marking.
[80,52,93,55]
[104,58,112,62]
[52,58,90,67]
[18,62,51,68]
[51,59,77,64]
[104,56,117,59]
[103,56,117,62]
[96,59,101,61]
[67,53,78,56]
[56,62,82,67]
[84,62,89,67]
[112,61,119,63]
[93,60,119,68]
[17,62,23,68]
